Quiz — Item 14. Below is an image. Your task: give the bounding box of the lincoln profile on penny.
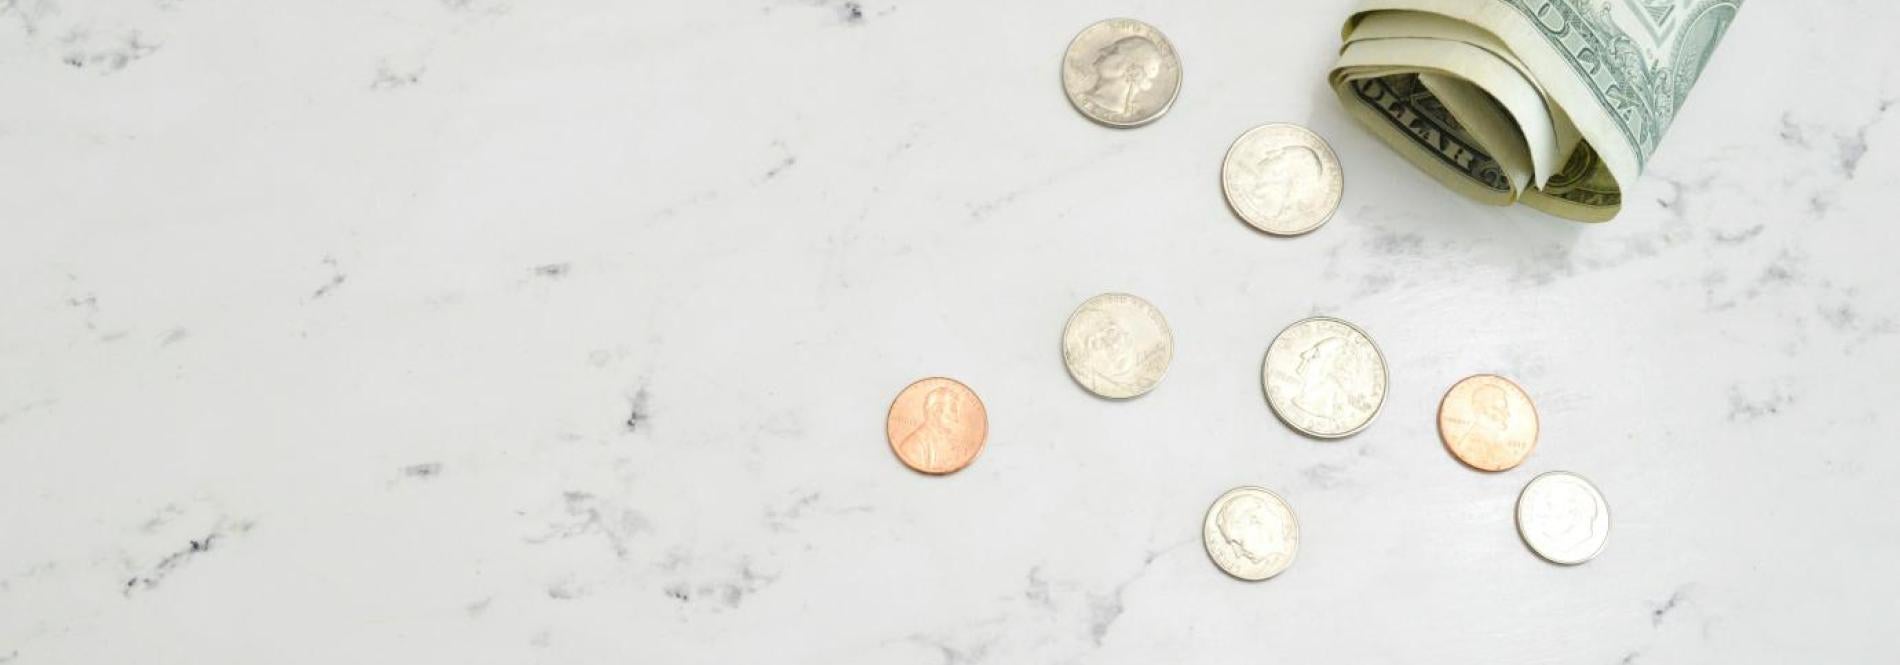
[1453,382,1514,450]
[898,386,965,471]
[1082,36,1163,116]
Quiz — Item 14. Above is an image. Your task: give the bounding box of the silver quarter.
[1061,293,1172,399]
[1222,123,1344,236]
[1060,18,1182,128]
[1203,486,1300,581]
[1262,316,1387,439]
[1516,471,1610,565]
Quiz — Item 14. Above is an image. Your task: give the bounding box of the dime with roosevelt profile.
[1516,471,1610,565]
[1203,486,1300,581]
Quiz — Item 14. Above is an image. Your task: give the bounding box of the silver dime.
[1516,471,1611,565]
[1061,293,1172,399]
[1221,123,1345,236]
[1060,18,1182,128]
[1203,486,1300,581]
[1261,316,1387,439]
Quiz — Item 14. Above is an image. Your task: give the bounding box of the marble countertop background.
[3,0,1896,662]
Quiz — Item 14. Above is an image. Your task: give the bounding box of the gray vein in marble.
[905,629,997,665]
[1348,224,1431,296]
[60,28,157,73]
[764,490,821,533]
[966,143,1129,222]
[774,0,888,25]
[121,518,256,596]
[648,188,723,223]
[1301,462,1350,489]
[816,124,927,297]
[371,61,424,90]
[524,491,649,559]
[399,462,443,479]
[1650,585,1691,626]
[1022,566,1052,609]
[759,141,798,183]
[440,0,510,15]
[0,398,57,426]
[545,576,588,600]
[1727,381,1793,422]
[0,561,58,594]
[1513,219,1690,287]
[1779,98,1896,215]
[139,503,187,533]
[1708,224,1764,246]
[661,556,780,611]
[157,327,189,346]
[310,257,346,300]
[64,292,100,332]
[1087,538,1192,646]
[624,386,650,432]
[0,0,55,36]
[764,490,871,533]
[532,262,570,279]
[1702,248,1804,312]
[1818,296,1897,351]
[1652,174,1717,222]
[1836,97,1894,179]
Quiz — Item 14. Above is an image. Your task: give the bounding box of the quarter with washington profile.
[1262,316,1388,439]
[1061,18,1182,127]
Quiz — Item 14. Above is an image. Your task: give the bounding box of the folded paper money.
[1330,0,1742,221]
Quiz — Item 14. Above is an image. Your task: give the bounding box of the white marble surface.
[2,1,1896,662]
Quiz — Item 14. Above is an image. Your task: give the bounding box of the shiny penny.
[886,377,988,474]
[1438,374,1539,471]
[1061,293,1173,399]
[1221,123,1344,236]
[1060,18,1182,128]
[1516,471,1610,565]
[1262,316,1387,439]
[1203,486,1300,581]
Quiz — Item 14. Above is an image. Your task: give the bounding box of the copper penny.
[1437,374,1539,471]
[886,377,988,474]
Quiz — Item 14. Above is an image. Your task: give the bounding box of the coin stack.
[881,16,1612,588]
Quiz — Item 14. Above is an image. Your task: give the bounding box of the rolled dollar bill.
[1329,0,1742,221]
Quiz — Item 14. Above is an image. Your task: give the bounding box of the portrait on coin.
[1453,382,1516,451]
[1531,481,1600,549]
[1245,144,1325,220]
[1291,336,1371,422]
[1081,36,1163,116]
[1217,494,1291,566]
[898,385,966,471]
[1069,308,1160,394]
